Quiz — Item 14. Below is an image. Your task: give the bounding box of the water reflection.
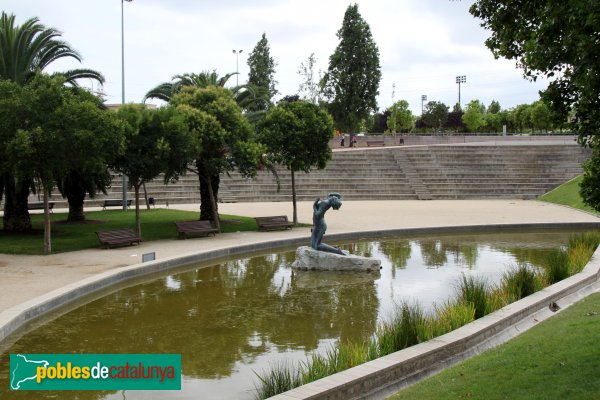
[0,229,590,400]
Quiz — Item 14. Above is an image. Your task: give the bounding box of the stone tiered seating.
[16,142,590,207]
[400,145,588,199]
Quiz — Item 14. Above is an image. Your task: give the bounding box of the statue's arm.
[313,198,320,212]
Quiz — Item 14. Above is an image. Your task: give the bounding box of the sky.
[6,0,549,115]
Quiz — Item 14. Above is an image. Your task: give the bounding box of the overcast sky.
[7,1,548,115]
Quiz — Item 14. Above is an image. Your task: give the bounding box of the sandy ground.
[1,200,599,312]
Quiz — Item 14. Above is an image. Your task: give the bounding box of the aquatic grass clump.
[543,249,571,284]
[377,302,425,357]
[419,301,476,340]
[457,274,491,319]
[501,263,540,303]
[253,361,302,400]
[567,231,600,273]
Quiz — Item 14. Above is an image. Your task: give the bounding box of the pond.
[0,229,591,399]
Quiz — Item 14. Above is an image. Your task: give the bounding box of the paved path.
[1,200,599,312]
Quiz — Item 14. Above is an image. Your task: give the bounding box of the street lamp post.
[121,0,132,211]
[456,75,466,108]
[421,95,427,115]
[232,49,243,86]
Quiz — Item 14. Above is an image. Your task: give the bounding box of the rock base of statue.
[291,246,382,273]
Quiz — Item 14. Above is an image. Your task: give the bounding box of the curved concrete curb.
[269,243,600,400]
[0,222,599,388]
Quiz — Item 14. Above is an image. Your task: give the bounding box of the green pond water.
[0,229,591,399]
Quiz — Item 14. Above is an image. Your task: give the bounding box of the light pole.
[421,95,427,115]
[456,75,466,108]
[232,49,243,86]
[121,0,132,211]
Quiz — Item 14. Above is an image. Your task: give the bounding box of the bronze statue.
[311,193,345,255]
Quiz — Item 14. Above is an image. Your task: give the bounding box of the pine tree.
[247,33,277,111]
[322,4,381,133]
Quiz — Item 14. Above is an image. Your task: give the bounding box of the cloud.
[4,0,546,113]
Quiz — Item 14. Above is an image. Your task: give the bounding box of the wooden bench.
[366,140,385,147]
[28,202,54,213]
[102,199,132,210]
[255,216,294,231]
[175,220,218,239]
[96,228,142,249]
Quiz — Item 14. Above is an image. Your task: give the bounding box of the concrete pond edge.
[1,222,599,397]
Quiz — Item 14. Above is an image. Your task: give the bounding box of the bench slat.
[175,220,218,239]
[96,228,142,248]
[255,216,293,231]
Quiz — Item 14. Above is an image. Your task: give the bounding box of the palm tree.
[144,70,271,117]
[0,12,105,231]
[0,12,104,85]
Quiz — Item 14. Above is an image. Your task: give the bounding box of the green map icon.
[10,354,49,390]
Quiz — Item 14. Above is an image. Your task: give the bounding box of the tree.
[322,4,381,133]
[247,33,277,111]
[386,100,414,133]
[462,100,487,132]
[143,71,236,103]
[144,70,270,118]
[488,100,501,114]
[115,105,195,236]
[470,1,600,146]
[0,12,104,232]
[258,101,334,224]
[580,150,600,212]
[421,101,449,132]
[530,100,552,132]
[52,88,125,222]
[297,53,322,104]
[2,75,125,252]
[513,104,533,133]
[445,110,466,132]
[172,86,263,230]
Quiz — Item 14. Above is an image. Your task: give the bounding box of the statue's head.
[328,192,342,210]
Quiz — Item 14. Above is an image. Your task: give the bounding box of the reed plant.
[419,301,476,340]
[501,263,541,303]
[543,249,571,284]
[457,274,491,319]
[253,362,302,399]
[567,231,600,273]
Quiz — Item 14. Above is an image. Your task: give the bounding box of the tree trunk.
[134,183,142,237]
[2,175,32,232]
[43,186,51,254]
[66,181,86,222]
[143,182,150,210]
[206,174,221,232]
[0,175,4,205]
[291,169,298,225]
[198,163,219,222]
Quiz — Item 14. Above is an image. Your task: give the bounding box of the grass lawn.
[389,292,600,400]
[538,175,599,215]
[0,209,259,255]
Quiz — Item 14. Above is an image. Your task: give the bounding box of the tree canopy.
[247,33,277,110]
[1,74,126,250]
[470,0,600,146]
[0,12,103,85]
[258,100,334,224]
[172,86,263,228]
[322,3,381,133]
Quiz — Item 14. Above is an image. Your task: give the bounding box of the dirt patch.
[0,261,7,268]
